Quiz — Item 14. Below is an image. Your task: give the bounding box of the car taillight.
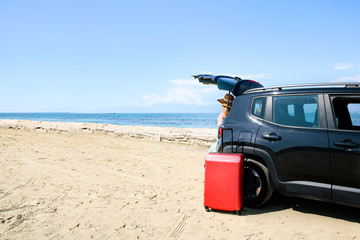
[218,127,223,137]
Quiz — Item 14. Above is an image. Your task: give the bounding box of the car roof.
[244,82,360,95]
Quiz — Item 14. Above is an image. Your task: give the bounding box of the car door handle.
[262,134,281,141]
[334,141,359,149]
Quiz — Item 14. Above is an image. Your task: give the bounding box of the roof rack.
[244,82,360,93]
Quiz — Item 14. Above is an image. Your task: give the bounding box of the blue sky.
[1,0,360,113]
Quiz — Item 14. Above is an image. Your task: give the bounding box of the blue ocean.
[0,113,218,129]
[2,112,360,129]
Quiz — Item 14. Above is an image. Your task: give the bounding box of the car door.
[327,94,360,205]
[255,94,331,199]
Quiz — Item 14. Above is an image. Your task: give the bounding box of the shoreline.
[0,119,217,146]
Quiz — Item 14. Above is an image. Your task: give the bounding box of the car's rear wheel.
[243,159,274,207]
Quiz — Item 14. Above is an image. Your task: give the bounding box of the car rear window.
[251,97,266,119]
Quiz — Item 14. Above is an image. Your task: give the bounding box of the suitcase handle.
[221,128,234,152]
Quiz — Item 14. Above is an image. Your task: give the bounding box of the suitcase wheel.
[235,210,241,215]
[204,206,211,212]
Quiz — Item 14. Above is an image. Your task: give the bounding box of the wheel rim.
[244,167,262,199]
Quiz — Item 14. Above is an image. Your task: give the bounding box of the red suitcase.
[204,153,243,214]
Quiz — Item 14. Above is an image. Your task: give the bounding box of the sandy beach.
[1,120,360,240]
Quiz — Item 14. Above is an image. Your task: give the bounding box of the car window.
[348,104,360,126]
[273,95,319,128]
[332,97,360,130]
[251,97,266,119]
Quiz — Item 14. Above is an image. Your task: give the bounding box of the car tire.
[243,159,274,207]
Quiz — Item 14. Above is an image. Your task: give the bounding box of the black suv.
[195,75,360,208]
